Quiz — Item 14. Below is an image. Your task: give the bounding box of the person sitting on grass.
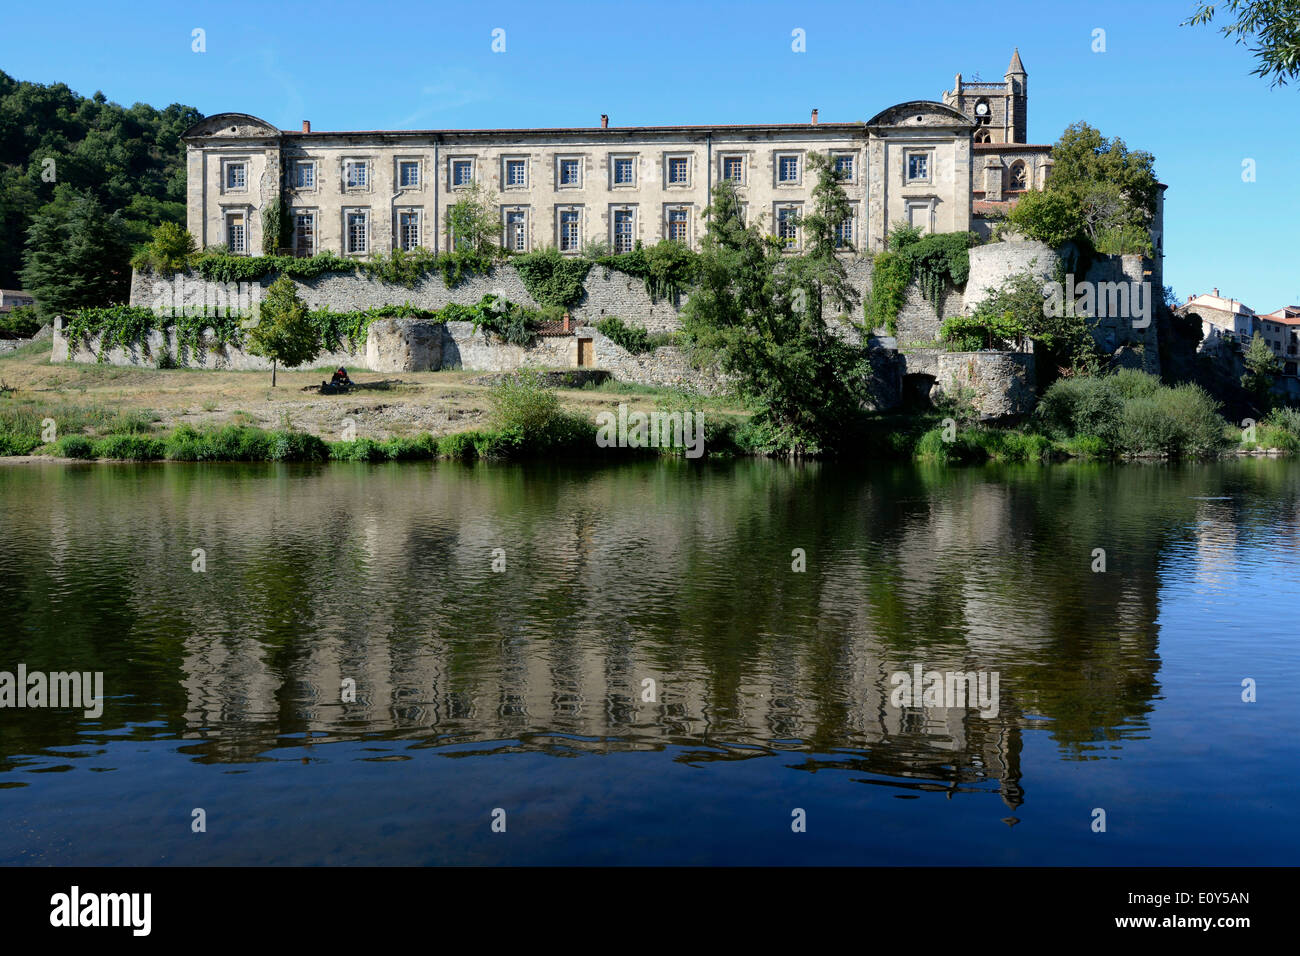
[330,367,352,387]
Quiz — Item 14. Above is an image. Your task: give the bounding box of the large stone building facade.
[184,52,1051,260]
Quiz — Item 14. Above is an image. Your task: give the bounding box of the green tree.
[681,159,869,454]
[1241,331,1281,408]
[1185,1,1300,86]
[131,221,197,275]
[445,182,500,255]
[20,189,130,319]
[0,69,200,287]
[245,276,319,386]
[1008,123,1157,255]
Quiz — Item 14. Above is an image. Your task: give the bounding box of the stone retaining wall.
[51,317,722,393]
[900,349,1037,418]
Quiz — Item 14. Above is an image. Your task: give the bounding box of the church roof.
[1006,48,1026,75]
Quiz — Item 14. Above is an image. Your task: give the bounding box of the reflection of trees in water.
[3,458,1298,802]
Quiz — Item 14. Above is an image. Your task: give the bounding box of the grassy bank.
[4,343,1297,465]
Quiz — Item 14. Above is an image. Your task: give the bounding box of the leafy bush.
[1007,189,1084,247]
[1265,405,1300,436]
[437,431,479,461]
[1035,375,1125,446]
[91,434,164,460]
[1116,384,1227,458]
[487,372,563,435]
[0,432,42,456]
[596,316,653,353]
[132,222,198,275]
[0,305,43,338]
[513,248,593,308]
[55,434,96,459]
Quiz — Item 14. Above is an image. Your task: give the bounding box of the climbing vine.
[512,248,593,308]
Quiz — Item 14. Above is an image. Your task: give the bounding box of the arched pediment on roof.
[867,101,973,129]
[183,113,280,140]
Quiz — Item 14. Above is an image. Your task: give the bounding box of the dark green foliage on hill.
[0,69,201,295]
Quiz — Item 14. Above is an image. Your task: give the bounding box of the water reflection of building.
[11,462,1165,807]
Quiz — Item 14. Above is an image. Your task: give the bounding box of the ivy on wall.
[865,229,978,334]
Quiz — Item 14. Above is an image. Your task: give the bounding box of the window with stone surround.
[1008,160,1028,190]
[504,158,527,188]
[293,210,315,257]
[558,157,582,188]
[399,161,420,188]
[905,150,932,184]
[612,208,635,253]
[451,159,474,188]
[666,155,690,186]
[666,206,689,243]
[292,161,315,189]
[835,209,854,249]
[504,208,528,251]
[558,207,581,252]
[833,153,855,182]
[612,156,636,187]
[397,210,421,251]
[777,153,801,184]
[225,211,246,254]
[345,161,369,189]
[346,209,369,254]
[721,155,745,184]
[224,161,247,191]
[775,204,800,249]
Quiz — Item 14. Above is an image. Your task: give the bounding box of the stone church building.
[183,51,1051,260]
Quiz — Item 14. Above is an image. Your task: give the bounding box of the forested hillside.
[0,70,201,308]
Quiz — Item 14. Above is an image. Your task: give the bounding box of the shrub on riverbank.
[1035,371,1228,458]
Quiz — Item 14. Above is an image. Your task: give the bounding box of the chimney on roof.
[600,114,608,129]
[563,312,570,333]
[302,120,311,133]
[811,108,819,125]
[1212,288,1219,297]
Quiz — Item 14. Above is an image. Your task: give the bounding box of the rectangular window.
[834,154,854,181]
[346,211,368,254]
[613,209,634,253]
[505,209,527,252]
[559,158,581,187]
[399,161,420,188]
[559,209,580,252]
[293,162,315,189]
[776,206,799,249]
[452,159,473,186]
[398,210,420,251]
[835,215,853,249]
[778,155,799,183]
[722,156,744,182]
[346,161,368,188]
[613,157,635,185]
[226,163,247,190]
[668,157,689,185]
[294,212,315,257]
[907,153,929,182]
[226,213,246,254]
[667,208,688,243]
[505,159,527,187]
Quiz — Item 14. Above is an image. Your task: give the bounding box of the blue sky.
[5,0,1297,310]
